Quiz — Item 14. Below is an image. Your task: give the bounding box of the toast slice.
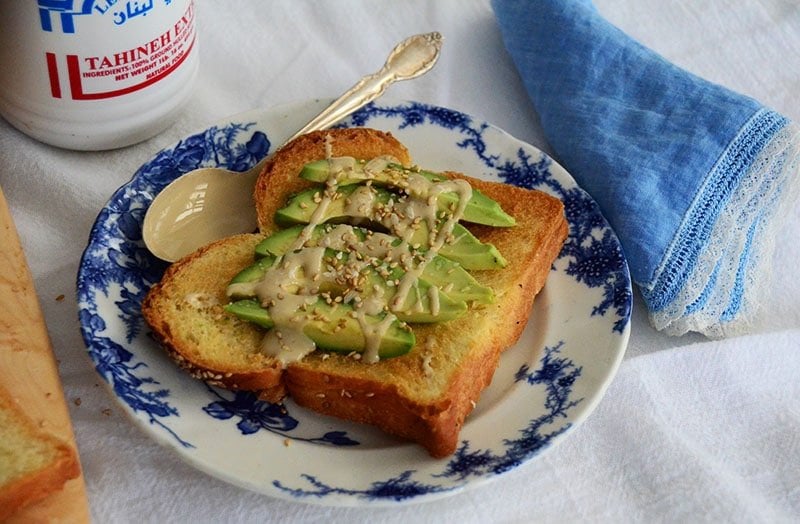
[0,387,80,520]
[143,128,568,457]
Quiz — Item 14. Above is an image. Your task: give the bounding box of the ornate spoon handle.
[285,32,443,143]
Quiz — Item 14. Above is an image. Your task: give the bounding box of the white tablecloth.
[1,1,798,522]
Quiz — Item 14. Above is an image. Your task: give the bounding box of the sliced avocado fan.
[224,155,518,362]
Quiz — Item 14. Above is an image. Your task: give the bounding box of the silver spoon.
[143,32,443,262]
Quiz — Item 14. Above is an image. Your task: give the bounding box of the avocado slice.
[274,185,507,270]
[226,247,469,322]
[224,298,276,329]
[274,184,385,228]
[300,158,516,227]
[229,255,277,284]
[225,299,414,358]
[255,224,494,304]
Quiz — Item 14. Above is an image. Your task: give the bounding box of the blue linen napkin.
[492,0,800,337]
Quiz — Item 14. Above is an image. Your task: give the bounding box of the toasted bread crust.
[284,331,506,458]
[0,392,80,520]
[143,127,568,457]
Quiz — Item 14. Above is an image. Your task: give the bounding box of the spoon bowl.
[143,32,443,262]
[142,163,262,262]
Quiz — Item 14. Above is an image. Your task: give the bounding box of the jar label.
[39,0,196,100]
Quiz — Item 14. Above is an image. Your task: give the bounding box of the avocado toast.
[142,128,568,457]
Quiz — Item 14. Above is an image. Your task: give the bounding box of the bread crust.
[0,393,80,520]
[284,331,506,458]
[143,127,568,457]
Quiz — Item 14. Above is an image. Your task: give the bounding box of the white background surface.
[1,1,798,522]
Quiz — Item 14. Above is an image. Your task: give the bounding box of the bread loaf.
[0,388,80,520]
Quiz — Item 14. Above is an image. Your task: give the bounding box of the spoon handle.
[285,32,443,143]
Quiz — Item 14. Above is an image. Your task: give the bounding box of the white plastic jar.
[0,0,199,150]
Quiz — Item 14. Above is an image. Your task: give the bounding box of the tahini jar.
[0,0,199,150]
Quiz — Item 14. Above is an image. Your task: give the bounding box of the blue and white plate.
[77,99,632,506]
